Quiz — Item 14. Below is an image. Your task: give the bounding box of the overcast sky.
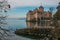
[6,0,60,18]
[8,0,60,8]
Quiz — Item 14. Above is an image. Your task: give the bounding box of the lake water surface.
[7,19,27,31]
[6,19,59,40]
[7,19,51,31]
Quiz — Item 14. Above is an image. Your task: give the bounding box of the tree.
[49,7,55,17]
[0,0,10,40]
[54,2,60,20]
[49,7,54,13]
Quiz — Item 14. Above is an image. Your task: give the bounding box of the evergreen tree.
[54,2,60,20]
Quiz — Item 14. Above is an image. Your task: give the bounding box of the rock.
[0,29,31,40]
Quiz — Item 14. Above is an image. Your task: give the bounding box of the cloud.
[7,0,60,18]
[8,0,60,8]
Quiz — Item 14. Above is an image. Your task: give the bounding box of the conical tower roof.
[39,5,44,9]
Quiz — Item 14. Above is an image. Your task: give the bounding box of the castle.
[26,5,52,22]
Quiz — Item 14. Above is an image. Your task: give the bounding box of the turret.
[33,8,38,13]
[39,6,44,9]
[38,5,44,13]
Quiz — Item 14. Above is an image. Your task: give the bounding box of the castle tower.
[26,10,33,21]
[38,5,44,13]
[33,8,38,21]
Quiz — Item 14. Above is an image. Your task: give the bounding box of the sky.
[6,0,60,18]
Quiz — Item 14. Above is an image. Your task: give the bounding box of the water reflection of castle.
[26,22,60,40]
[26,22,52,28]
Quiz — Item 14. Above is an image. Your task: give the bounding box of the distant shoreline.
[7,18,26,20]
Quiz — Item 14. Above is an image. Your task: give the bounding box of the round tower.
[39,5,44,13]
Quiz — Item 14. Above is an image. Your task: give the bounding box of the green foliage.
[54,10,60,20]
[53,2,60,20]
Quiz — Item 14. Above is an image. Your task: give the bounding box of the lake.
[6,18,52,31]
[6,19,60,40]
[7,19,27,31]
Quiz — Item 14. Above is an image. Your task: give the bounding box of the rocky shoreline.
[0,28,31,40]
[15,28,55,39]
